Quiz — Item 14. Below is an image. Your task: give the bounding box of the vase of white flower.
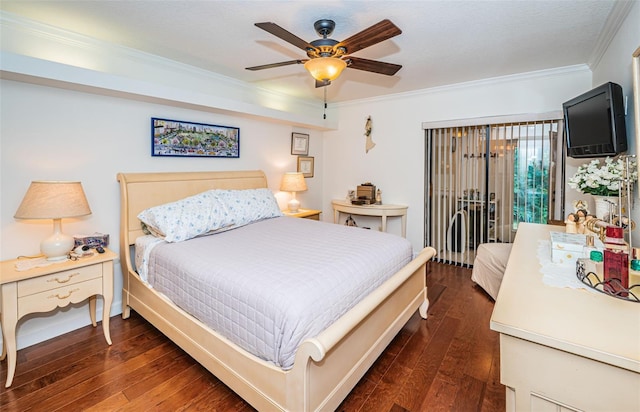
[568,157,636,196]
[568,157,638,221]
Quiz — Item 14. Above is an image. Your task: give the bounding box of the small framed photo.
[291,132,309,155]
[297,156,314,178]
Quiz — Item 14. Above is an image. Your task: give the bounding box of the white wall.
[324,68,592,251]
[0,79,323,349]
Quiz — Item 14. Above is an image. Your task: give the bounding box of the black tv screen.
[563,82,627,158]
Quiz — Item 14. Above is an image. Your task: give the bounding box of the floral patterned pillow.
[138,188,282,242]
[215,188,283,227]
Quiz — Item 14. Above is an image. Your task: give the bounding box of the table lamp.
[280,172,307,213]
[14,181,92,261]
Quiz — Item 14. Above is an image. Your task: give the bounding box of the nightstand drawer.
[17,263,103,297]
[18,278,103,318]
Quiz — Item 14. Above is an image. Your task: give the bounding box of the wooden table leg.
[1,283,18,387]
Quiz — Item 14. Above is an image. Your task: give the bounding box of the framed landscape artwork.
[151,117,240,158]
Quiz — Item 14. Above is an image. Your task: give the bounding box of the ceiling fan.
[246,19,402,87]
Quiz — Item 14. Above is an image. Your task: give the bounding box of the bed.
[117,170,436,411]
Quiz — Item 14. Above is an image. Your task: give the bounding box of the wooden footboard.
[117,170,436,411]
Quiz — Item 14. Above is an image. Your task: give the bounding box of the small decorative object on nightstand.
[0,249,116,387]
[282,209,321,220]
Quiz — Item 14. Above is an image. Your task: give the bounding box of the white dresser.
[490,223,640,411]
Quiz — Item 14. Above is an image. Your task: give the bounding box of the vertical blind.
[424,117,562,266]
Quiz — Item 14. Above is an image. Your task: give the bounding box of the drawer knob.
[47,273,79,284]
[49,288,80,300]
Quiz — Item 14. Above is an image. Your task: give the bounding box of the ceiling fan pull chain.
[323,86,327,119]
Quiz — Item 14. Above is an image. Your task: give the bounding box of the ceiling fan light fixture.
[304,57,347,82]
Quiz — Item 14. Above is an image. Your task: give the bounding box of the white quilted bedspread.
[137,216,413,369]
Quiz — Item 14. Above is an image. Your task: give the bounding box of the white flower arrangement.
[568,157,638,196]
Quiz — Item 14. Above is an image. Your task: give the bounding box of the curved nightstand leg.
[2,283,18,387]
[3,322,16,387]
[89,295,97,327]
[102,261,114,345]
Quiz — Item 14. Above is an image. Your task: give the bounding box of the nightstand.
[282,209,322,220]
[0,249,116,387]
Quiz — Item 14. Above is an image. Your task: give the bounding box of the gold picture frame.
[291,132,309,155]
[297,156,314,178]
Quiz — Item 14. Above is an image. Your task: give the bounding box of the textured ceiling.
[0,0,622,103]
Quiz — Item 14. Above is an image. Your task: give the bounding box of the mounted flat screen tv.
[563,82,627,158]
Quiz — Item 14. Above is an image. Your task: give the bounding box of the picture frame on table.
[291,132,309,155]
[151,117,240,158]
[297,156,314,178]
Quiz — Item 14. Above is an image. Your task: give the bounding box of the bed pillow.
[137,190,232,242]
[138,188,282,242]
[215,188,283,227]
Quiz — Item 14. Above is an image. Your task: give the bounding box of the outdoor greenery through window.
[511,122,557,228]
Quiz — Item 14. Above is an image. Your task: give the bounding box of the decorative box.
[74,233,109,248]
[356,183,376,202]
[550,232,587,265]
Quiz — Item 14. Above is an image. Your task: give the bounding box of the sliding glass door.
[424,116,563,266]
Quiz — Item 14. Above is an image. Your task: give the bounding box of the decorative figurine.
[364,116,375,153]
[565,213,578,233]
[574,208,589,234]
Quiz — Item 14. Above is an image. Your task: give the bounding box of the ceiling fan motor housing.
[307,38,345,58]
[314,19,336,37]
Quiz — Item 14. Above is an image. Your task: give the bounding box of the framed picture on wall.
[291,132,309,155]
[151,117,240,158]
[297,156,314,178]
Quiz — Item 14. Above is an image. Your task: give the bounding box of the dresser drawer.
[17,263,103,297]
[18,277,103,318]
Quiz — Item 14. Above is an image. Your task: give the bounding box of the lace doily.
[14,257,67,271]
[537,239,594,292]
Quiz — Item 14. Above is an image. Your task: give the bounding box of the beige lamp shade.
[280,172,308,192]
[15,181,92,219]
[304,57,347,82]
[15,181,92,261]
[280,172,307,213]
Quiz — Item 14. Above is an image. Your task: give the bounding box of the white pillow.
[215,188,283,227]
[137,188,282,242]
[137,190,231,242]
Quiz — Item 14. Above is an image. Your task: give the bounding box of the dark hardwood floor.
[0,262,505,411]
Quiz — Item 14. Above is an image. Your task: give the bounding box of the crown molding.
[588,0,635,70]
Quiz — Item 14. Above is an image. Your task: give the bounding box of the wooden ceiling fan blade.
[255,22,316,51]
[336,19,401,54]
[245,60,306,71]
[346,56,402,76]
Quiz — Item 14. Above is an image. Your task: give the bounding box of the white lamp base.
[288,197,301,213]
[41,218,74,261]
